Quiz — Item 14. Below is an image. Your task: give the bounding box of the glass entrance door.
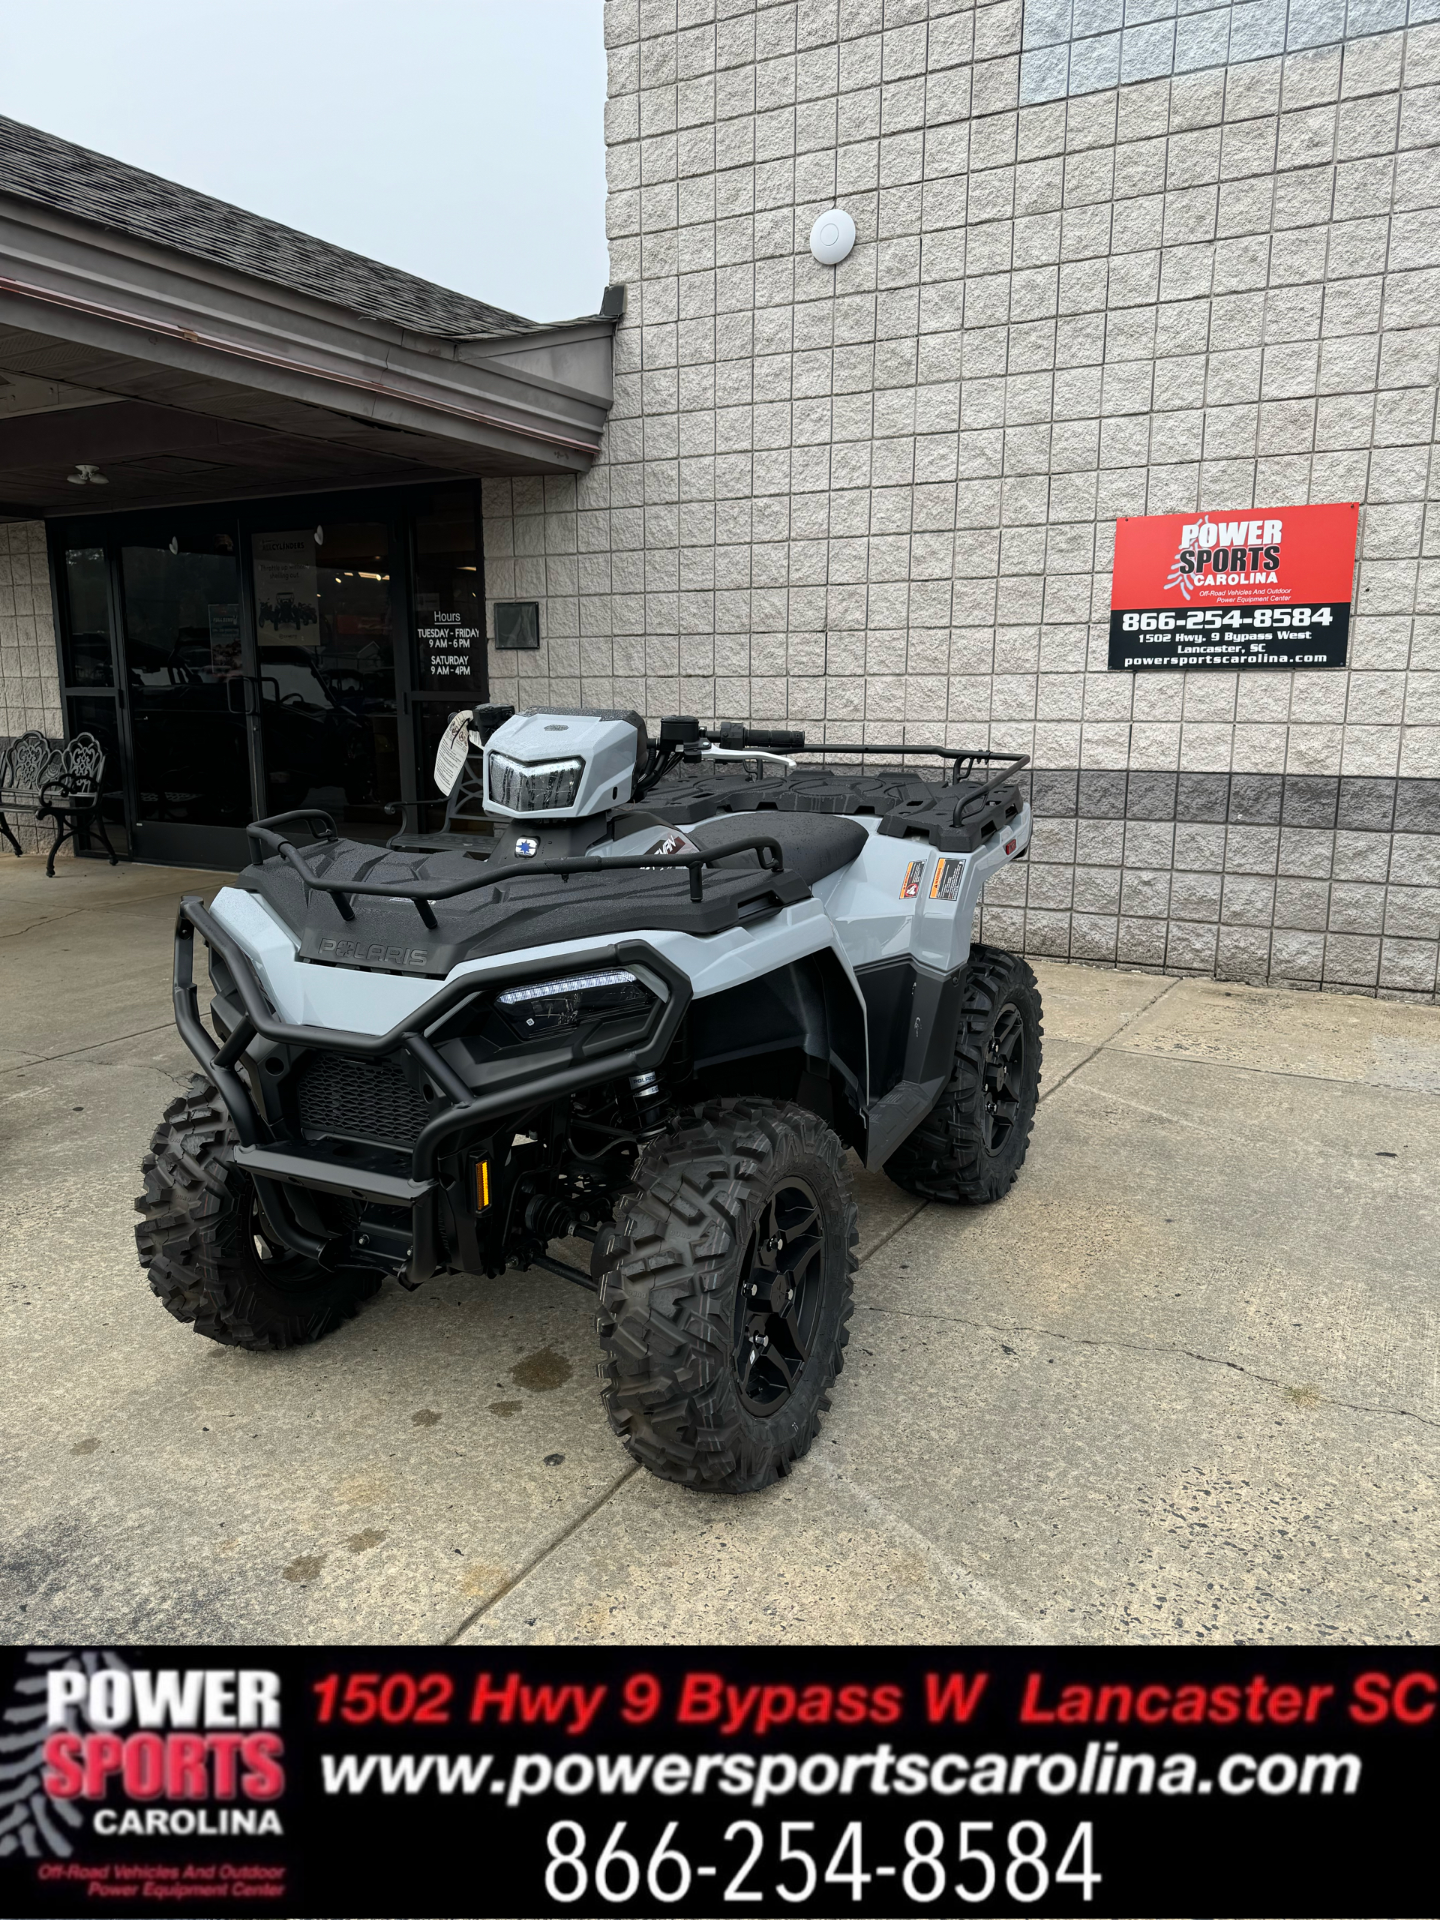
[54,486,484,871]
[121,532,253,869]
[251,521,400,844]
[409,492,487,832]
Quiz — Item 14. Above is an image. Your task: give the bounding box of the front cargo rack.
[243,809,789,932]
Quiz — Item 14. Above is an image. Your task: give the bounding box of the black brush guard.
[172,895,697,1287]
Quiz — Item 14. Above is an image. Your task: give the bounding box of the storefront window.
[121,534,247,829]
[253,521,399,841]
[62,547,114,686]
[413,495,483,690]
[411,494,485,830]
[49,487,486,864]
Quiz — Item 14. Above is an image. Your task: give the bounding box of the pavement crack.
[855,1197,928,1267]
[853,1301,1440,1429]
[1106,1041,1439,1096]
[443,1466,641,1642]
[1038,974,1187,1103]
[0,892,181,940]
[0,915,71,940]
[0,1021,176,1074]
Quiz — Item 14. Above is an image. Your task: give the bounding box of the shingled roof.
[0,113,542,341]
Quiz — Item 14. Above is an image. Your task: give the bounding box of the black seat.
[690,811,868,887]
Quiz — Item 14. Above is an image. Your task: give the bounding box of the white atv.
[137,709,1041,1493]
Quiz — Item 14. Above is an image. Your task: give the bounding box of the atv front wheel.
[884,945,1043,1203]
[596,1100,858,1493]
[135,1075,381,1350]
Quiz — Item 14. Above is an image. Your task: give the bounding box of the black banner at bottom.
[2,1646,1432,1917]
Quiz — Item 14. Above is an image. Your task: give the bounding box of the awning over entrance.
[0,115,617,516]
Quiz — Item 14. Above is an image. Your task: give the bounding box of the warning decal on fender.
[929,858,964,902]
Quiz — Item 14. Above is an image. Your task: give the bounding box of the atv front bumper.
[171,895,689,1285]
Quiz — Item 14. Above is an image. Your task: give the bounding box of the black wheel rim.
[981,1002,1026,1153]
[732,1178,826,1414]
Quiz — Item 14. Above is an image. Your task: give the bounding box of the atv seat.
[690,811,868,887]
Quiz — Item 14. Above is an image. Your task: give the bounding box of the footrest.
[863,1074,947,1169]
[232,1145,434,1207]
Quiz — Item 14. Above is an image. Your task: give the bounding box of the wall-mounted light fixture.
[809,209,856,266]
[66,463,108,487]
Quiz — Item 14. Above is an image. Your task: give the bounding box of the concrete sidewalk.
[1,854,1436,1645]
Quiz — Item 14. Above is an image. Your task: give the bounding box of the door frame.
[47,481,488,867]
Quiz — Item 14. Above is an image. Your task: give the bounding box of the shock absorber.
[628,1069,667,1133]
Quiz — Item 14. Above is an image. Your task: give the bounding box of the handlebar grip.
[715,724,806,751]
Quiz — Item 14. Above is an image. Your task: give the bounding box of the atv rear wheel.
[884,945,1043,1204]
[596,1100,858,1493]
[135,1075,381,1350]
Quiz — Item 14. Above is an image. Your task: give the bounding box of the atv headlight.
[495,968,652,1037]
[488,751,584,813]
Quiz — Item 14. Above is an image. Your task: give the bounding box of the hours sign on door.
[1108,502,1359,671]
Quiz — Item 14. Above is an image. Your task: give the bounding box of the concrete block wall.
[474,0,1440,1003]
[1019,0,1440,105]
[0,520,62,856]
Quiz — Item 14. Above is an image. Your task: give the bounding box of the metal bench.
[0,729,120,876]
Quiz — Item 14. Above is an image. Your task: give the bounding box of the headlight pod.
[495,968,653,1037]
[487,751,584,813]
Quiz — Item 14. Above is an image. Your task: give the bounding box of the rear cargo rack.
[244,808,789,930]
[791,744,1029,819]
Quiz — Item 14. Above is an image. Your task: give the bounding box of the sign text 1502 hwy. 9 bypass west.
[1108,502,1359,672]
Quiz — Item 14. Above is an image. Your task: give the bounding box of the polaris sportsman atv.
[136,707,1042,1493]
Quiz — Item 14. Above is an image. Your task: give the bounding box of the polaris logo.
[318,938,430,968]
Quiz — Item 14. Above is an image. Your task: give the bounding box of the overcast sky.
[0,0,609,323]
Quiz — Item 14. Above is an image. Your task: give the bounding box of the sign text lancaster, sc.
[1108,502,1359,671]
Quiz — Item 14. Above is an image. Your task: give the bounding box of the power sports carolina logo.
[40,1663,285,1840]
[1,1653,288,1910]
[1162,514,1287,600]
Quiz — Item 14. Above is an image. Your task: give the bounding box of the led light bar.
[496,969,638,1006]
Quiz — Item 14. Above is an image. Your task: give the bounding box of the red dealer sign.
[1108,502,1359,671]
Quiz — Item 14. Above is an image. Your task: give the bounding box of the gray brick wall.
[1020,0,1440,105]
[480,0,1440,1001]
[0,520,62,857]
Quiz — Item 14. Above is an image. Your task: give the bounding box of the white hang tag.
[434,709,473,795]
